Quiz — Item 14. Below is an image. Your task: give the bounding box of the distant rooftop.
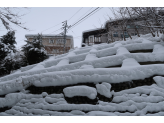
[25,34,73,38]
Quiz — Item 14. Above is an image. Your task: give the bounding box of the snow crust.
[63,86,97,99]
[1,33,164,115]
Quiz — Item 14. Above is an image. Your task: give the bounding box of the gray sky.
[0,7,114,49]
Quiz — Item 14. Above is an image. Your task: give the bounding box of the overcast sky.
[0,7,114,49]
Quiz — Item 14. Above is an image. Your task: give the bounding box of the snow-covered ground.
[0,33,164,116]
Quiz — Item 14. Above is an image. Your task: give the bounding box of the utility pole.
[62,20,68,54]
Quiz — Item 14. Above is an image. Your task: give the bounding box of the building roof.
[25,34,73,38]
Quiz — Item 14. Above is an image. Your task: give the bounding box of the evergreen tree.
[1,31,17,52]
[0,31,27,77]
[22,34,48,65]
[0,40,11,76]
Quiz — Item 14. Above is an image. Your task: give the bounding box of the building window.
[113,32,118,37]
[90,37,93,42]
[56,39,65,45]
[121,32,129,38]
[49,39,54,44]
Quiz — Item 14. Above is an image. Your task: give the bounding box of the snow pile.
[63,86,97,99]
[153,44,164,53]
[96,82,112,98]
[153,76,164,89]
[116,47,130,55]
[121,58,140,68]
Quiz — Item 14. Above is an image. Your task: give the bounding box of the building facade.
[81,17,151,47]
[25,34,74,56]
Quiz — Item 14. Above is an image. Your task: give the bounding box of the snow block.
[96,82,112,98]
[63,86,97,99]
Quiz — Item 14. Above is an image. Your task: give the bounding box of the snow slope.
[0,33,164,116]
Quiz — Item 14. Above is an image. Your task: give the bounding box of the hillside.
[0,33,164,116]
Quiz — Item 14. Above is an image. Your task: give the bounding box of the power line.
[69,7,103,30]
[76,7,93,22]
[69,7,100,29]
[41,22,62,33]
[68,7,83,21]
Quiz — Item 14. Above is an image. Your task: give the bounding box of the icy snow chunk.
[153,44,164,53]
[96,82,112,98]
[63,86,97,99]
[116,47,130,55]
[56,58,69,66]
[79,65,94,69]
[85,54,98,61]
[121,58,140,68]
[114,43,122,47]
[153,76,164,89]
[42,92,48,97]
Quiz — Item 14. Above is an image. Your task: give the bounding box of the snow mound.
[96,82,112,98]
[63,86,97,99]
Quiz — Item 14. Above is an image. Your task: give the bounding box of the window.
[49,39,54,44]
[56,39,65,45]
[121,32,129,38]
[90,37,93,42]
[113,32,118,37]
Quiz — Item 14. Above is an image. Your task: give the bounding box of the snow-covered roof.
[25,34,73,38]
[1,33,164,116]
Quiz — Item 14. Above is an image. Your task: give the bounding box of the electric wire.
[68,7,83,21]
[69,7,100,29]
[68,7,103,31]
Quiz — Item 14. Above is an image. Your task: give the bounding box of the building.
[81,17,151,47]
[81,28,107,47]
[25,34,74,56]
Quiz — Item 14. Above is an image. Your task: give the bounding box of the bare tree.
[126,7,164,37]
[0,7,29,31]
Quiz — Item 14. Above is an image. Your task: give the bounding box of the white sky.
[0,7,114,49]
